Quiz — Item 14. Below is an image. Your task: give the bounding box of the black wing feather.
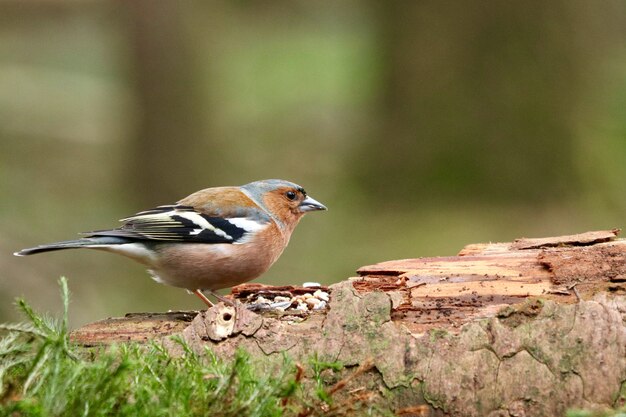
[84,205,252,244]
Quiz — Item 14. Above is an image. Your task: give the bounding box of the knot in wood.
[205,304,237,341]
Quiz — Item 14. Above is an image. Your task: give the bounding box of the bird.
[14,179,327,307]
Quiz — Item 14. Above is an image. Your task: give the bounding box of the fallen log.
[71,229,626,417]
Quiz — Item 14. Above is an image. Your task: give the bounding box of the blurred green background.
[1,1,625,327]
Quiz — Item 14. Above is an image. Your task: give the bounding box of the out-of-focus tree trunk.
[359,0,625,204]
[123,1,211,207]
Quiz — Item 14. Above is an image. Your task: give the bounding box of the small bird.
[15,179,327,307]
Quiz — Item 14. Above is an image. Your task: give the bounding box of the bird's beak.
[299,196,327,212]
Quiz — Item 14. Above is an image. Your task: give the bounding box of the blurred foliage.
[361,0,626,203]
[1,1,625,326]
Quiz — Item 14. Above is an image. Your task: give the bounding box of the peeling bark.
[71,230,626,416]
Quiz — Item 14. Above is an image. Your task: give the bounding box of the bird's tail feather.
[14,237,131,256]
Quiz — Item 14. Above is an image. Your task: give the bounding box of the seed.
[313,290,329,302]
[270,301,292,310]
[306,298,321,308]
[313,300,327,310]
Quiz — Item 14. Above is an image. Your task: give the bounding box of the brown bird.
[15,179,327,306]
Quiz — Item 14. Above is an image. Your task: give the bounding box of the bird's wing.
[84,205,269,244]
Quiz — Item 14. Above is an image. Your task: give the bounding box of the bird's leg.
[205,290,236,306]
[193,289,214,308]
[193,289,235,307]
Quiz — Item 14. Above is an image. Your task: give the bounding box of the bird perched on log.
[15,179,327,307]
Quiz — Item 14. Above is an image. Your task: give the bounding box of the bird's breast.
[150,223,289,291]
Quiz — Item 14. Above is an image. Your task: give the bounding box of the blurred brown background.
[1,1,625,326]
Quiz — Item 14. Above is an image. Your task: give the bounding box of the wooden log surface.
[353,228,624,335]
[70,229,626,417]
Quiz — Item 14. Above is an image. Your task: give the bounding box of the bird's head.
[242,179,326,233]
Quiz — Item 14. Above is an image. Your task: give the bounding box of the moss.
[429,328,450,342]
[0,278,390,417]
[497,298,545,328]
[612,379,626,409]
[383,380,427,411]
[421,383,449,413]
[525,345,551,369]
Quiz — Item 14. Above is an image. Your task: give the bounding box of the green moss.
[421,383,449,413]
[497,298,545,328]
[524,345,551,368]
[429,328,450,342]
[613,380,626,408]
[558,339,586,374]
[566,407,626,417]
[383,380,426,411]
[0,278,387,417]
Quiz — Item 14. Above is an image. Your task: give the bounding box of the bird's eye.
[285,191,297,201]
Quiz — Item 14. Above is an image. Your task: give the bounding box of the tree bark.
[71,229,626,416]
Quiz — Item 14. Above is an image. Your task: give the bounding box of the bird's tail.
[14,237,130,256]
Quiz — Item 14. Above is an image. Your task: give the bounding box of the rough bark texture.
[71,230,626,417]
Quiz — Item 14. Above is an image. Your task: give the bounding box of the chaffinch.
[15,179,327,307]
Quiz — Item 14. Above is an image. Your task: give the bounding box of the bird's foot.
[193,289,237,308]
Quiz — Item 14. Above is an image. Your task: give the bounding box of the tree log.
[71,229,626,416]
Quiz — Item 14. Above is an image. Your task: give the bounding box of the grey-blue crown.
[241,179,305,200]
